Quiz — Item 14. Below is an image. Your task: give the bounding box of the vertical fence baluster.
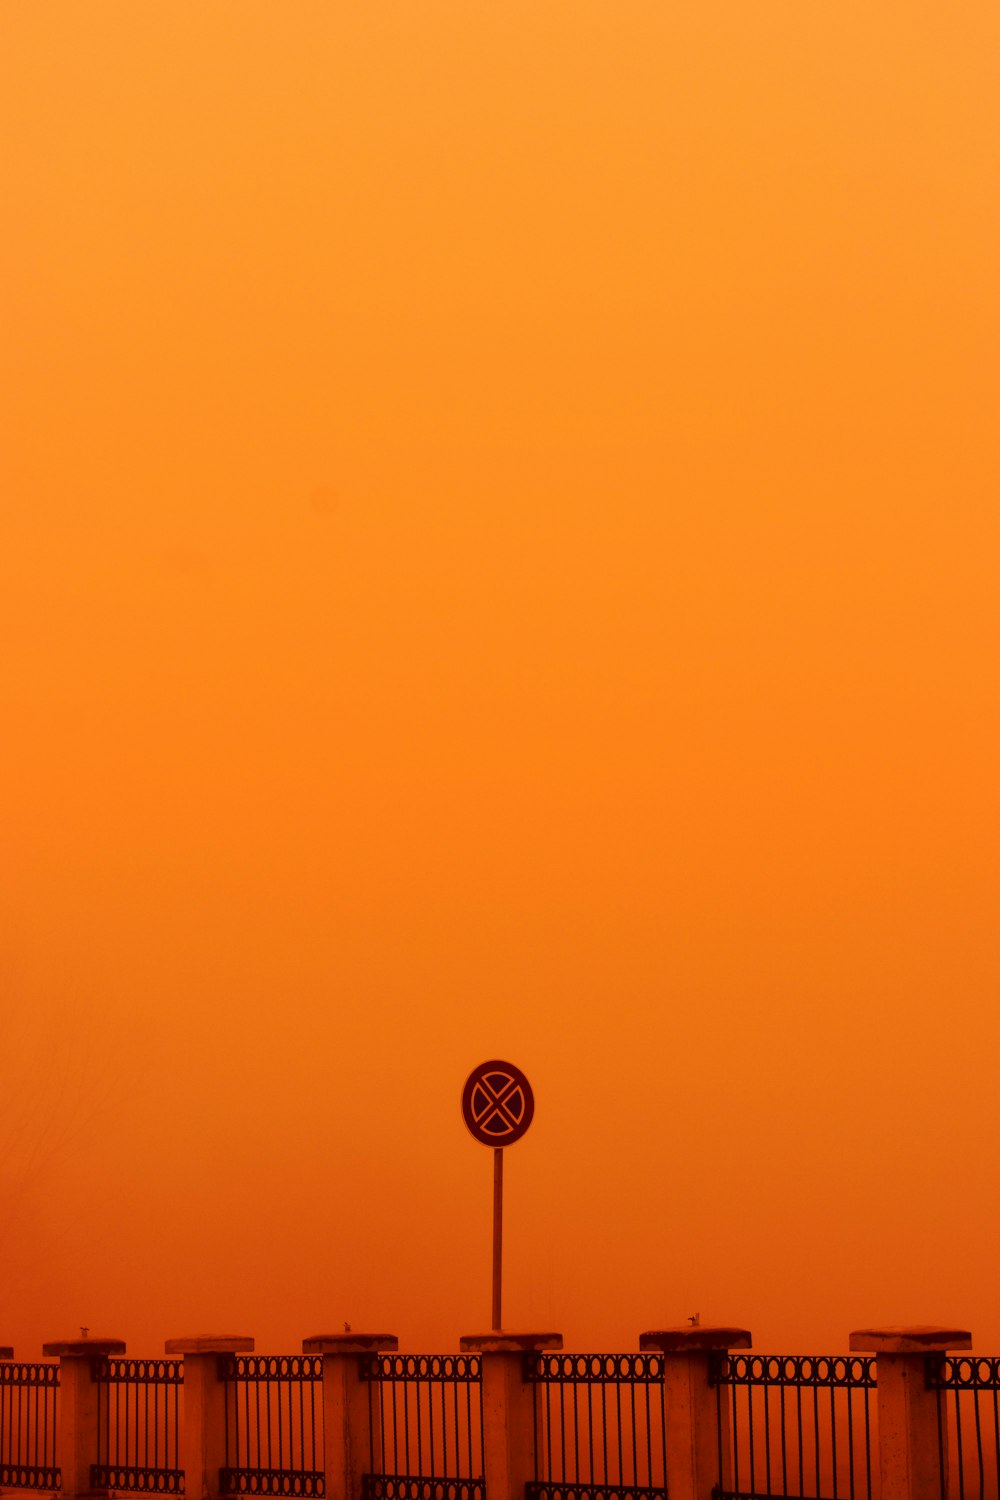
[763,1367,772,1497]
[812,1377,821,1500]
[847,1373,856,1500]
[751,1375,760,1499]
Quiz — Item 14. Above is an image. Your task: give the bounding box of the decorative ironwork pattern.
[92,1357,184,1495]
[219,1467,324,1496]
[362,1478,485,1500]
[92,1464,183,1494]
[361,1354,484,1488]
[221,1354,323,1498]
[0,1361,61,1491]
[0,1464,62,1491]
[712,1354,877,1500]
[528,1487,664,1500]
[934,1360,1000,1391]
[717,1361,876,1391]
[529,1357,666,1386]
[930,1356,1000,1500]
[526,1352,668,1500]
[364,1359,482,1386]
[223,1359,325,1384]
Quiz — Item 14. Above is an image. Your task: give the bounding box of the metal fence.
[0,1361,61,1491]
[220,1354,324,1497]
[361,1354,484,1500]
[526,1353,668,1500]
[712,1356,877,1500]
[92,1357,184,1494]
[932,1356,1000,1500]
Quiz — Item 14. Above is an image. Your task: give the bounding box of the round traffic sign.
[462,1060,534,1147]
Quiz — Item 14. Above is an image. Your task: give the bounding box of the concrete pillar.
[165,1336,255,1500]
[302,1332,398,1500]
[639,1326,752,1500]
[850,1326,972,1500]
[42,1335,126,1500]
[459,1332,563,1500]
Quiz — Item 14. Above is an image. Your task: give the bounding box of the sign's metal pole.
[492,1147,503,1330]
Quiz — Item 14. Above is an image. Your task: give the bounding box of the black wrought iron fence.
[360,1353,484,1500]
[220,1354,324,1497]
[0,1360,61,1491]
[91,1357,184,1494]
[712,1356,877,1500]
[526,1352,668,1500]
[932,1356,1000,1500]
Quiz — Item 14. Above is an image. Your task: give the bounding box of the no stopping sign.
[461,1060,534,1147]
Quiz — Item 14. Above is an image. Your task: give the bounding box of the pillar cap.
[849,1326,972,1354]
[640,1327,752,1353]
[0,1347,12,1359]
[302,1334,398,1354]
[460,1332,563,1353]
[165,1336,255,1354]
[42,1337,126,1357]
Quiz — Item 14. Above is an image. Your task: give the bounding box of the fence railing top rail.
[526,1353,665,1383]
[0,1361,60,1386]
[220,1354,323,1381]
[361,1353,481,1382]
[930,1355,1000,1389]
[91,1357,184,1383]
[712,1353,877,1387]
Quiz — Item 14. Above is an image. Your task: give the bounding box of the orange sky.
[2,1,999,1360]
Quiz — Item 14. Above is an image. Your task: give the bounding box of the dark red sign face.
[462,1060,535,1147]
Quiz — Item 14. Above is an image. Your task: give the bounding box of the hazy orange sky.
[2,2,999,1359]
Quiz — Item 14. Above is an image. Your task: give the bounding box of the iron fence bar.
[660,1373,667,1492]
[467,1374,474,1480]
[629,1377,637,1488]
[644,1383,652,1491]
[750,1382,758,1500]
[829,1382,836,1500]
[779,1384,788,1498]
[936,1385,947,1500]
[732,1377,740,1498]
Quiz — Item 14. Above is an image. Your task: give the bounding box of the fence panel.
[221,1354,324,1497]
[713,1355,877,1500]
[526,1352,668,1500]
[0,1361,61,1491]
[92,1357,184,1495]
[932,1356,1000,1500]
[361,1353,484,1500]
